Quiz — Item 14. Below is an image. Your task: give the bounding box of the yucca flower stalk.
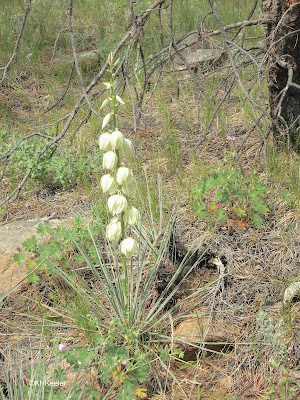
[99,52,139,312]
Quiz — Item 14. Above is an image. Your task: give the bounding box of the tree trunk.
[262,0,300,151]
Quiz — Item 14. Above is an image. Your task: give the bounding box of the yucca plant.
[36,174,209,396]
[2,54,219,399]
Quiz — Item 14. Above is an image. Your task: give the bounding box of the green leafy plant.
[0,129,102,190]
[262,364,300,400]
[192,165,270,227]
[254,312,299,400]
[50,325,149,400]
[14,213,107,283]
[255,311,287,363]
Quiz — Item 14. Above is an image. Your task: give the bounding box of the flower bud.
[116,167,133,185]
[116,95,125,105]
[102,113,112,129]
[119,138,134,158]
[103,82,112,89]
[100,174,118,194]
[103,151,118,170]
[108,194,128,215]
[99,133,112,152]
[120,237,138,258]
[107,52,113,65]
[106,218,122,242]
[122,178,137,197]
[58,343,68,352]
[99,98,109,110]
[110,130,124,150]
[123,207,140,226]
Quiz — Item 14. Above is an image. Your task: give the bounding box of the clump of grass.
[268,143,300,211]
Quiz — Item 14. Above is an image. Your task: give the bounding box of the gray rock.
[173,48,226,71]
[52,50,100,70]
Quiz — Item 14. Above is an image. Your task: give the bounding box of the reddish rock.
[174,315,237,361]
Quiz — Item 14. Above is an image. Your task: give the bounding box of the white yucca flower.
[107,52,113,65]
[116,95,125,105]
[103,151,118,170]
[113,58,120,67]
[102,113,112,129]
[106,218,122,242]
[116,167,133,186]
[103,82,112,89]
[100,174,118,194]
[108,194,128,215]
[110,130,124,150]
[123,207,140,226]
[99,132,112,152]
[120,237,138,258]
[99,98,109,110]
[122,178,137,197]
[119,138,134,158]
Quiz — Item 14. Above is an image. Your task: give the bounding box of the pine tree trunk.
[262,0,300,151]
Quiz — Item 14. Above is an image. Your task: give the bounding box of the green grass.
[0,0,263,73]
[268,143,300,211]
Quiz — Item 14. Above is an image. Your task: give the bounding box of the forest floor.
[1,17,300,400]
[1,78,300,399]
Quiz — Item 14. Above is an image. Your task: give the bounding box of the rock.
[52,50,100,71]
[173,48,226,71]
[0,218,61,297]
[173,315,236,361]
[177,32,211,51]
[283,281,300,305]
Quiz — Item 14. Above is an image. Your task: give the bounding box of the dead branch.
[0,0,166,206]
[44,63,75,114]
[207,0,270,181]
[2,0,299,205]
[50,28,68,62]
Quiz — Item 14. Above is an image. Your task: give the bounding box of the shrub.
[0,130,102,191]
[192,165,270,228]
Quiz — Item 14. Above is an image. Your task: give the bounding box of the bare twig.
[50,28,68,62]
[0,0,167,205]
[207,0,270,182]
[44,63,75,114]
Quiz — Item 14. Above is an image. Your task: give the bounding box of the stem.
[121,215,128,307]
[110,63,117,129]
[110,58,128,310]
